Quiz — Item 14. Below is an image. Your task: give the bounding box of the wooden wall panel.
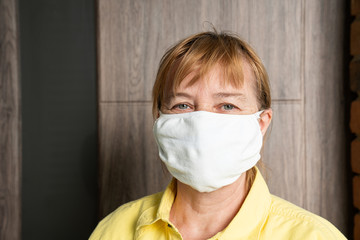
[263,102,305,207]
[0,0,21,239]
[98,0,301,102]
[304,0,348,231]
[99,103,170,217]
[249,0,303,100]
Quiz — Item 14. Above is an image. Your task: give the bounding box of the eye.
[174,103,190,110]
[222,104,235,111]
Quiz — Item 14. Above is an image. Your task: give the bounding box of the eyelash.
[173,103,190,110]
[222,104,235,110]
[172,103,239,111]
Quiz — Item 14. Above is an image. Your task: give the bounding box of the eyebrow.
[174,92,192,98]
[165,92,247,103]
[163,92,191,103]
[213,92,247,99]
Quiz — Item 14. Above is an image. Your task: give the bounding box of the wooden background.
[0,0,21,239]
[97,0,349,234]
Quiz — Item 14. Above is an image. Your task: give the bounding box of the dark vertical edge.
[341,0,354,237]
[19,1,99,238]
[0,0,22,239]
[95,0,103,221]
[346,0,357,239]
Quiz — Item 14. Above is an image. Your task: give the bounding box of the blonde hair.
[152,31,271,190]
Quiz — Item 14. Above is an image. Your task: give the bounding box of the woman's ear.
[259,108,272,136]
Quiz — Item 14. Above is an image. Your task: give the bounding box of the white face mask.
[153,111,263,193]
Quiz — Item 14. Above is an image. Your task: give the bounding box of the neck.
[169,173,248,240]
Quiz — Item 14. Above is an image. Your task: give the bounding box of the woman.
[90,31,346,239]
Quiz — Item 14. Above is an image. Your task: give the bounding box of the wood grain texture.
[98,0,301,102]
[0,0,21,239]
[262,102,305,207]
[98,102,170,217]
[304,0,348,232]
[351,19,360,56]
[249,0,302,100]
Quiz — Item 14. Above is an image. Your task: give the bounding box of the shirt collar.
[156,178,177,221]
[136,178,177,228]
[136,168,271,239]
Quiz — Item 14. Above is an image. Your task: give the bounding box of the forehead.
[170,61,256,96]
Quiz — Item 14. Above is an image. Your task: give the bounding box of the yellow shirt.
[89,169,346,240]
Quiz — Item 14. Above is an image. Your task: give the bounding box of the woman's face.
[161,62,259,115]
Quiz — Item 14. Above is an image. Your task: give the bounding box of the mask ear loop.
[254,110,264,119]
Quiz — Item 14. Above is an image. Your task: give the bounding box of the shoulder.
[89,192,163,240]
[262,195,346,240]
